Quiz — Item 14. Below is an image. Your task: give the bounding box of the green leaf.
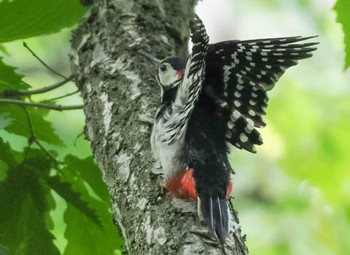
[63,205,122,255]
[334,0,350,69]
[60,156,123,255]
[0,244,9,255]
[0,156,60,255]
[0,113,11,130]
[46,175,102,227]
[0,137,17,169]
[0,105,64,146]
[0,57,30,92]
[0,160,8,181]
[0,43,9,55]
[64,155,110,202]
[0,0,88,43]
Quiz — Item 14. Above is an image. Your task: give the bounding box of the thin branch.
[22,106,35,139]
[22,107,58,163]
[33,139,58,162]
[0,98,83,111]
[23,42,67,79]
[3,75,73,97]
[43,89,79,102]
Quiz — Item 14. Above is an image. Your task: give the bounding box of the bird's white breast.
[151,117,187,181]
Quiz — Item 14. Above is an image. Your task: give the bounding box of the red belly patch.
[164,168,197,199]
[164,168,232,199]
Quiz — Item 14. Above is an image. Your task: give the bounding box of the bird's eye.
[160,64,167,72]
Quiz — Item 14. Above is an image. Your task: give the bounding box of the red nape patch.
[177,70,184,78]
[164,168,197,199]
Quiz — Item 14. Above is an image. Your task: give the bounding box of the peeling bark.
[70,0,248,254]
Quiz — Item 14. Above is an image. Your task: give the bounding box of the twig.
[22,107,58,163]
[43,89,79,102]
[3,75,73,97]
[74,131,85,146]
[0,98,83,111]
[23,42,67,79]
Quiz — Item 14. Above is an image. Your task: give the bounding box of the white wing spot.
[248,109,256,116]
[234,100,241,107]
[244,125,253,134]
[227,121,234,129]
[220,101,228,108]
[246,118,254,126]
[231,52,239,64]
[240,133,248,143]
[232,110,241,120]
[249,99,256,106]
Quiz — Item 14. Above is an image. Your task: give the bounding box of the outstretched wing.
[204,36,318,152]
[163,15,209,144]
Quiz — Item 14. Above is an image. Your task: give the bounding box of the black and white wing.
[163,15,209,144]
[204,36,318,152]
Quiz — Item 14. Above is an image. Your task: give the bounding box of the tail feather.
[200,195,229,244]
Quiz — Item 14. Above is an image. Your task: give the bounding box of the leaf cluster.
[0,0,123,254]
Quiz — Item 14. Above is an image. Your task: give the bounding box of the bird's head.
[157,57,186,90]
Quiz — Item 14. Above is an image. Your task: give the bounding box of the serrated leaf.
[0,157,60,255]
[60,156,123,254]
[64,205,122,255]
[0,57,30,92]
[334,0,350,69]
[64,155,110,202]
[0,0,88,43]
[0,105,64,146]
[0,137,17,169]
[46,175,102,227]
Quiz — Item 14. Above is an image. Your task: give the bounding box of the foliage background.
[0,0,349,254]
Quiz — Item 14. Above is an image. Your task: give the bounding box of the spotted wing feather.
[162,15,209,145]
[204,36,318,152]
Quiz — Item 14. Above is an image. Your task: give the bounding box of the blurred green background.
[1,0,349,254]
[197,0,350,254]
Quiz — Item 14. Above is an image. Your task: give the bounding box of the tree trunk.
[70,0,248,254]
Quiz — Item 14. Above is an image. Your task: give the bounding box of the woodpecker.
[146,15,317,244]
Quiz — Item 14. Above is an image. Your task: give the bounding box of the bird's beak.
[139,50,161,65]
